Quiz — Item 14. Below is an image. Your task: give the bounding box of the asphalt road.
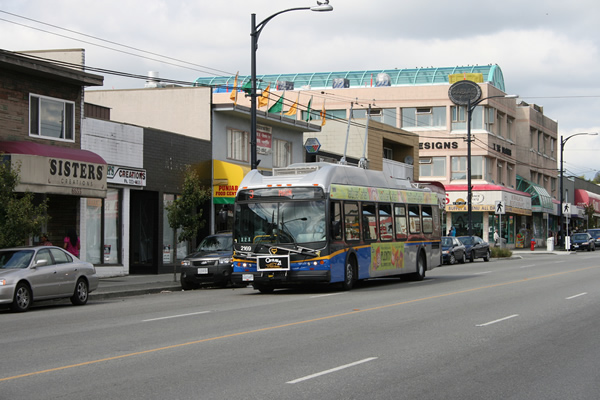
[2,252,600,400]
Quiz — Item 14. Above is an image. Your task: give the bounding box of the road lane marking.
[287,357,378,384]
[474,271,492,275]
[2,265,598,383]
[476,314,519,327]
[519,264,536,269]
[143,311,211,322]
[310,293,345,299]
[566,292,587,300]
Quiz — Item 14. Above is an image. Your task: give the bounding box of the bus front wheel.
[341,259,356,291]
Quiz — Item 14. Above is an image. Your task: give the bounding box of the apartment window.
[484,107,495,132]
[402,106,446,128]
[497,162,503,185]
[507,117,514,141]
[227,128,249,162]
[550,138,555,158]
[29,94,75,141]
[507,165,514,186]
[496,113,504,137]
[419,157,446,177]
[383,147,393,159]
[273,139,292,168]
[486,157,494,182]
[451,105,482,131]
[542,134,547,155]
[451,156,483,180]
[352,108,397,126]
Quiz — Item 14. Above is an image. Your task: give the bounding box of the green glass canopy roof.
[516,176,554,212]
[195,64,505,92]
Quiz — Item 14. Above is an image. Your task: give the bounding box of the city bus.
[231,163,442,293]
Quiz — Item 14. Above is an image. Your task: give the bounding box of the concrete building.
[202,65,559,246]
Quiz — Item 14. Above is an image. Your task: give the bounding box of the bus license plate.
[242,274,254,282]
[197,267,208,274]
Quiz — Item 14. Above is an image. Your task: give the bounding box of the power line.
[0,10,234,77]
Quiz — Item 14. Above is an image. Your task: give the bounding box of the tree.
[0,157,50,247]
[593,171,600,184]
[165,166,211,244]
[583,202,597,229]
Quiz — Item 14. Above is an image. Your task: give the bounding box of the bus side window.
[394,204,407,240]
[422,205,433,234]
[408,205,421,234]
[362,203,377,241]
[344,202,359,241]
[379,204,392,241]
[331,202,343,240]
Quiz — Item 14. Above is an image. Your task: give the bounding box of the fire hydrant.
[530,238,536,251]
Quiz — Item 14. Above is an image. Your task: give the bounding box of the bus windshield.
[234,200,326,245]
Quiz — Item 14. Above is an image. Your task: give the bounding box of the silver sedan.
[0,246,99,312]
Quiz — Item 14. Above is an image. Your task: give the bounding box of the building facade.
[0,49,106,252]
[202,65,559,245]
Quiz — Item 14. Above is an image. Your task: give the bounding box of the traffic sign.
[304,137,321,154]
[495,200,505,215]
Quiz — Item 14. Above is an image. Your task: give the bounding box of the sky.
[1,0,600,179]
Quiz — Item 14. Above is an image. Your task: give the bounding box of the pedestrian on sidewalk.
[64,228,80,258]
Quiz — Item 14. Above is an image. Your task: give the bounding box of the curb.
[90,285,181,301]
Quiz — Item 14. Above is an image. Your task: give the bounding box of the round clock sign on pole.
[448,80,482,106]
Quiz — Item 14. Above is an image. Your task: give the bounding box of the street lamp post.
[250,1,333,170]
[558,132,598,249]
[465,94,518,236]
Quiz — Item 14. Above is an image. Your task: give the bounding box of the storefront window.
[452,212,483,237]
[103,189,120,264]
[489,214,515,245]
[163,194,175,265]
[85,189,121,265]
[85,198,102,264]
[163,193,189,263]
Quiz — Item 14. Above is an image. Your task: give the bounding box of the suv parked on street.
[180,233,234,289]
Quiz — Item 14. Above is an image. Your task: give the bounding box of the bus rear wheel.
[409,252,426,281]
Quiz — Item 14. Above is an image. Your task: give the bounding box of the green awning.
[516,176,553,212]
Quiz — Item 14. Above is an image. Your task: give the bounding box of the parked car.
[570,232,596,251]
[457,236,491,262]
[441,236,466,265]
[180,233,235,289]
[0,246,99,312]
[586,228,600,244]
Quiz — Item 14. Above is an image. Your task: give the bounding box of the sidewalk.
[90,246,578,300]
[510,246,574,256]
[90,273,182,300]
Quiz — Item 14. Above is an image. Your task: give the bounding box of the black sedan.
[457,235,491,262]
[180,233,234,289]
[586,228,600,244]
[570,232,596,251]
[441,236,466,265]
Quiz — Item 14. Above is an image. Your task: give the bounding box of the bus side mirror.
[331,221,341,239]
